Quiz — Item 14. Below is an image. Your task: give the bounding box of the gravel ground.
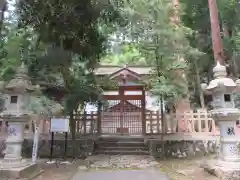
[33,159,83,180]
[158,157,219,180]
[72,169,170,180]
[28,156,218,180]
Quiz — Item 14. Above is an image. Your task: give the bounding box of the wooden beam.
[118,85,144,91]
[103,95,144,100]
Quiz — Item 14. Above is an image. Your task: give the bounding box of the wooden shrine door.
[101,85,146,135]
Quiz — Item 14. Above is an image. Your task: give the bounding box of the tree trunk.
[194,60,205,108]
[58,37,77,158]
[0,0,6,36]
[208,0,224,64]
[34,35,41,51]
[69,110,77,159]
[231,52,239,78]
[222,23,239,78]
[160,94,165,159]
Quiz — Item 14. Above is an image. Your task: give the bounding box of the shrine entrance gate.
[101,85,146,135]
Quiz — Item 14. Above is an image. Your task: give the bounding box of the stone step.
[97,146,148,151]
[98,139,145,143]
[96,141,145,147]
[95,149,150,155]
[97,137,145,143]
[95,137,149,155]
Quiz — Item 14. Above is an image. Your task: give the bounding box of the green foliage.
[122,0,197,103]
[150,73,188,102]
[63,66,101,113]
[0,27,37,81]
[180,0,214,107]
[181,0,214,70]
[97,76,118,91]
[16,0,123,68]
[15,0,124,115]
[9,1,125,157]
[28,94,63,116]
[101,43,146,65]
[218,0,238,30]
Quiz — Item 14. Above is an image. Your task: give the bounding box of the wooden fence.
[146,109,218,135]
[73,109,219,136]
[73,112,99,134]
[0,109,220,139]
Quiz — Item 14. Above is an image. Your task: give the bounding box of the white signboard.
[50,118,70,132]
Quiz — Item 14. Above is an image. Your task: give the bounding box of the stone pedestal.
[202,114,240,180]
[212,109,240,162]
[2,116,28,167]
[203,109,240,180]
[0,63,43,178]
[0,115,42,178]
[201,62,240,180]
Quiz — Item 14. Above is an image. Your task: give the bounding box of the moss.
[159,165,191,180]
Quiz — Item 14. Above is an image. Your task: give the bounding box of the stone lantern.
[0,63,40,178]
[202,61,240,179]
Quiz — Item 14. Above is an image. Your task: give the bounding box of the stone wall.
[0,138,220,159]
[0,138,95,159]
[148,139,220,158]
[23,139,95,158]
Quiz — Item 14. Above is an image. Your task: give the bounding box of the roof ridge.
[97,65,153,68]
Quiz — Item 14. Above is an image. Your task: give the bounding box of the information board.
[50,118,70,132]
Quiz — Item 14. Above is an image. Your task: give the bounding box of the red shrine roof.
[94,65,152,76]
[110,67,142,80]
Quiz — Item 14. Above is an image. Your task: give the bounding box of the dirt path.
[159,157,218,180]
[32,156,218,180]
[33,160,81,180]
[72,169,170,180]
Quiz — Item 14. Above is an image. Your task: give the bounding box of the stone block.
[201,159,240,180]
[0,163,43,179]
[147,140,218,159]
[148,140,161,158]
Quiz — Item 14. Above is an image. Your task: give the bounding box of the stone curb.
[24,169,44,180]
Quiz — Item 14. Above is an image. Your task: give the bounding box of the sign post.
[32,115,42,164]
[32,126,39,163]
[50,118,70,133]
[49,118,69,161]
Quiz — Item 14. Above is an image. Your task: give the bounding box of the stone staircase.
[94,136,149,155]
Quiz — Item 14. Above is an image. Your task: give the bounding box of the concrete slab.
[72,169,170,180]
[0,163,43,179]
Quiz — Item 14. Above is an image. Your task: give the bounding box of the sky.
[5,0,15,18]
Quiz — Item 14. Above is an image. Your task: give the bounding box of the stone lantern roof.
[205,61,237,93]
[4,63,36,93]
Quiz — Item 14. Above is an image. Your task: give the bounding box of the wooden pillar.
[208,0,224,64]
[119,86,124,134]
[141,86,146,135]
[97,101,102,135]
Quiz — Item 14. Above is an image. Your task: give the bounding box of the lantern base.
[201,159,240,180]
[0,160,43,179]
